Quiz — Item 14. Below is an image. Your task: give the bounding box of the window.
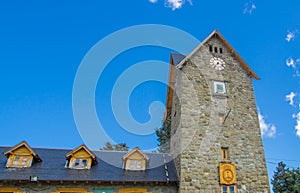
[13,156,20,165]
[219,47,223,54]
[214,47,218,53]
[94,188,114,193]
[221,185,236,193]
[122,147,149,171]
[128,160,143,170]
[209,45,213,52]
[4,141,41,168]
[9,156,30,167]
[72,159,88,169]
[65,144,97,170]
[213,81,227,95]
[21,157,28,165]
[222,147,229,160]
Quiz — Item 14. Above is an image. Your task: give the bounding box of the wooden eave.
[122,147,149,161]
[164,55,176,120]
[4,141,42,161]
[177,29,260,80]
[65,144,97,163]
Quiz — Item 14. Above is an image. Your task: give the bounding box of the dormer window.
[128,160,143,170]
[4,141,42,168]
[65,144,97,170]
[122,147,149,171]
[10,156,30,167]
[73,158,88,169]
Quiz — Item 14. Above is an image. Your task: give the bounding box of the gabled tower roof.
[177,30,260,80]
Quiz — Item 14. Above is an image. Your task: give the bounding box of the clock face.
[210,57,226,70]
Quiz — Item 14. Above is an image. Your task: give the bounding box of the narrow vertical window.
[21,157,28,165]
[222,185,228,193]
[222,147,229,160]
[230,186,235,193]
[209,45,213,52]
[214,47,218,53]
[13,156,20,165]
[221,185,236,193]
[220,47,223,54]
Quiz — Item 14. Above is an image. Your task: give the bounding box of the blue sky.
[1,0,300,188]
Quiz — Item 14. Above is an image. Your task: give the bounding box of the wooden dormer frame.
[122,147,149,171]
[4,141,41,168]
[65,144,97,169]
[4,141,41,160]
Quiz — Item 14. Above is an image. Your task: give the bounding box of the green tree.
[100,142,129,151]
[272,161,300,193]
[155,116,171,153]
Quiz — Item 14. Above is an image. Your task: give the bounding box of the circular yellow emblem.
[223,169,233,182]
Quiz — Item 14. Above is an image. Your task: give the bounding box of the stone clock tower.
[165,30,270,193]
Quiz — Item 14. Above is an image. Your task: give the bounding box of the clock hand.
[222,108,231,124]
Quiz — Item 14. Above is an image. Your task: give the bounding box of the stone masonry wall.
[170,37,270,193]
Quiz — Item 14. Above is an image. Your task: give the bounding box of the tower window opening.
[222,147,229,160]
[214,47,218,53]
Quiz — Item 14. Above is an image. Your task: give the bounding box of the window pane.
[136,160,142,169]
[214,47,218,53]
[129,160,136,169]
[72,159,89,168]
[222,186,228,193]
[94,188,114,193]
[74,159,80,166]
[128,160,143,170]
[13,156,20,164]
[230,186,235,193]
[21,157,28,165]
[217,84,224,93]
[82,159,87,167]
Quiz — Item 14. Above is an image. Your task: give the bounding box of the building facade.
[0,30,270,193]
[166,30,270,193]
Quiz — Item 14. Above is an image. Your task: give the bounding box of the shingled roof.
[0,147,178,183]
[170,53,186,66]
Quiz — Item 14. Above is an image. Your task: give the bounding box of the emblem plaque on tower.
[219,163,237,185]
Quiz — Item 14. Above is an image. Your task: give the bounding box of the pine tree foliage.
[272,161,300,193]
[155,116,171,153]
[100,142,129,151]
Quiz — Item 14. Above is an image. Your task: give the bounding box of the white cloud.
[149,0,158,3]
[164,0,192,10]
[286,57,296,68]
[258,111,276,137]
[243,1,256,15]
[286,57,300,77]
[292,112,300,137]
[286,92,297,106]
[286,31,296,42]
